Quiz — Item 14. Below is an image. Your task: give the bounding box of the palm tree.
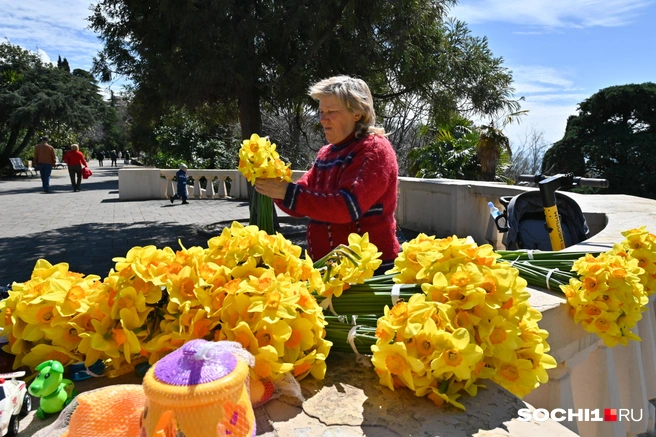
[476,110,527,181]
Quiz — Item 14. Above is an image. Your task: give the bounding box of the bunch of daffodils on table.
[370,235,556,409]
[0,222,332,406]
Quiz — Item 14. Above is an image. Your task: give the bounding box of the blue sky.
[451,0,656,145]
[1,0,654,147]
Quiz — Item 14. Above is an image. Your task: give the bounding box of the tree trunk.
[238,84,280,230]
[14,126,37,158]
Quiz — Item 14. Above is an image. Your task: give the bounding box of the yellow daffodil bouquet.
[238,134,292,235]
[497,226,655,347]
[560,227,652,347]
[0,259,105,370]
[368,234,556,409]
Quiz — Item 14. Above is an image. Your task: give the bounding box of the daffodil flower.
[430,328,483,381]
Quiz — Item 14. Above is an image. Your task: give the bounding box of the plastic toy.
[0,371,32,436]
[68,360,106,382]
[28,360,76,419]
[141,339,256,437]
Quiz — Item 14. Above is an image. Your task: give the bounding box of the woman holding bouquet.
[255,75,400,272]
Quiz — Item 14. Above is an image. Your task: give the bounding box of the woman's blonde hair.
[71,144,79,151]
[309,76,385,138]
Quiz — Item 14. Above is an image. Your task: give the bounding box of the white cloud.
[497,64,586,145]
[451,0,652,29]
[0,0,100,70]
[36,48,54,65]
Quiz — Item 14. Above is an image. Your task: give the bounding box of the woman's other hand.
[255,178,289,200]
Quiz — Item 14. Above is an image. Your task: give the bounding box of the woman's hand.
[255,178,290,200]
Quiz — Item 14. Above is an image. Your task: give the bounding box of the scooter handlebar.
[517,174,543,183]
[517,174,609,189]
[575,177,609,188]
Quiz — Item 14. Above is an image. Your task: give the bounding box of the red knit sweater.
[63,150,88,167]
[275,134,400,262]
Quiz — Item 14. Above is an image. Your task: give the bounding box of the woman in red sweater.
[63,144,89,192]
[255,76,400,272]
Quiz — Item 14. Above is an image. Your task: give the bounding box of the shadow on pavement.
[0,221,213,285]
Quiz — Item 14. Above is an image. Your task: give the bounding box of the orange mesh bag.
[32,384,146,437]
[141,339,256,437]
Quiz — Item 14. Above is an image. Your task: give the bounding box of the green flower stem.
[316,285,420,315]
[323,316,378,354]
[256,191,274,235]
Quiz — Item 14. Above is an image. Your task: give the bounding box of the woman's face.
[318,95,361,144]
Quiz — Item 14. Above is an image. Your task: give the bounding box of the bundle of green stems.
[315,282,420,315]
[251,192,274,235]
[496,250,602,291]
[323,315,378,354]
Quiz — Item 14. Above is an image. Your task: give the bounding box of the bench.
[9,158,37,177]
[55,156,67,169]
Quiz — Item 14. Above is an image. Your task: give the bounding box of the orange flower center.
[490,327,507,345]
[501,365,520,382]
[450,272,469,287]
[444,349,462,367]
[266,291,281,310]
[113,328,127,346]
[583,277,598,291]
[285,329,302,348]
[418,338,434,356]
[37,306,55,323]
[181,278,195,298]
[595,319,610,331]
[66,286,85,303]
[194,319,212,338]
[254,360,271,378]
[293,361,312,377]
[256,331,273,347]
[385,354,407,375]
[46,350,70,364]
[612,268,627,278]
[234,332,251,349]
[389,302,409,323]
[64,327,80,344]
[481,280,496,294]
[585,306,601,316]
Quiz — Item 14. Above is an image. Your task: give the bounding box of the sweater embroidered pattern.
[276,134,400,261]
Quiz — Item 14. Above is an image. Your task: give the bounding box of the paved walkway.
[0,163,253,286]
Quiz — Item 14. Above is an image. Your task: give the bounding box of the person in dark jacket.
[170,164,189,204]
[97,150,104,167]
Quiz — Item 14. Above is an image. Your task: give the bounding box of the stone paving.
[0,163,254,286]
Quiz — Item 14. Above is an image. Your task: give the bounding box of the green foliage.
[90,0,520,146]
[408,115,481,179]
[0,42,104,169]
[542,83,656,199]
[144,107,238,170]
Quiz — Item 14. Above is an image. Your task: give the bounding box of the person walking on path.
[63,144,89,192]
[124,150,131,164]
[170,163,189,204]
[97,150,105,167]
[110,150,118,166]
[33,136,57,193]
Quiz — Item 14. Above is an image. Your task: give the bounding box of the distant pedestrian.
[110,150,117,166]
[63,144,89,192]
[33,136,56,193]
[170,164,189,204]
[124,150,131,164]
[97,151,105,167]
